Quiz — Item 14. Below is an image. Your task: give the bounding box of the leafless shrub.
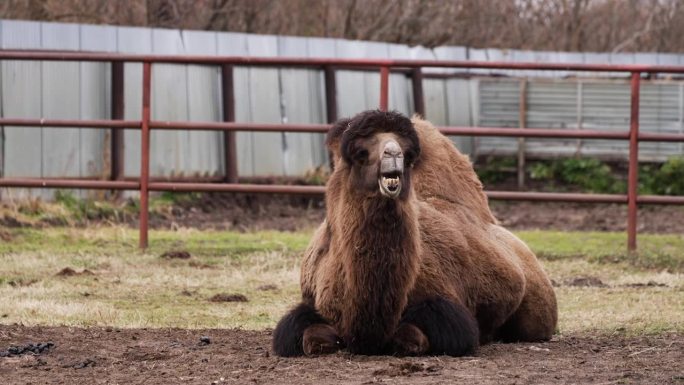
[2,0,684,52]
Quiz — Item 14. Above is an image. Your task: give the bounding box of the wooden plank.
[217,32,252,176]
[182,30,222,176]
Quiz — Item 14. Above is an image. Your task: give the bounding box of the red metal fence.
[1,50,684,250]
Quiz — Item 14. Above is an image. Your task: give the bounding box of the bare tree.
[2,0,684,52]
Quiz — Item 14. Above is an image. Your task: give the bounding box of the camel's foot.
[303,323,343,355]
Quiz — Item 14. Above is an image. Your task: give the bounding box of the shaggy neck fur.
[326,169,421,353]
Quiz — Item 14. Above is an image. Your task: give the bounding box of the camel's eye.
[351,148,369,164]
[404,148,417,165]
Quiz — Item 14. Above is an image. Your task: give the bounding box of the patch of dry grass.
[542,258,683,335]
[0,226,682,335]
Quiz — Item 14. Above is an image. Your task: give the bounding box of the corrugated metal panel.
[335,39,373,117]
[150,28,190,177]
[437,46,474,154]
[79,24,115,180]
[246,34,284,176]
[580,81,631,158]
[478,79,519,156]
[41,22,84,200]
[638,83,681,161]
[0,20,43,199]
[387,43,412,115]
[182,30,222,177]
[118,25,151,178]
[525,80,579,157]
[307,37,337,168]
[216,32,252,176]
[278,35,325,176]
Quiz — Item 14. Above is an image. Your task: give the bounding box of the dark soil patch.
[490,201,684,233]
[147,192,326,232]
[0,228,12,241]
[563,276,608,288]
[7,278,38,288]
[372,361,442,377]
[256,284,279,291]
[55,268,95,278]
[0,325,681,384]
[160,250,192,259]
[2,191,683,234]
[621,281,669,288]
[208,293,249,303]
[148,194,684,234]
[0,342,54,358]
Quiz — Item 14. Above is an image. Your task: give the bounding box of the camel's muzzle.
[379,140,404,199]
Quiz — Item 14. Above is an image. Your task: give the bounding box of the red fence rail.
[1,50,684,250]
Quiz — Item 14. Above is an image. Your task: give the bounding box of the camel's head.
[326,110,420,200]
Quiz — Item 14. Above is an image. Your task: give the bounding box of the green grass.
[517,230,684,271]
[0,226,682,334]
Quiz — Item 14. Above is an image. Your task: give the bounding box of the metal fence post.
[139,62,152,249]
[380,66,390,111]
[518,79,528,189]
[111,61,125,182]
[324,65,338,170]
[627,72,640,252]
[411,68,425,117]
[221,64,238,183]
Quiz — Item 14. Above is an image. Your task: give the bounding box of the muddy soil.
[3,190,683,233]
[152,193,684,233]
[0,325,681,384]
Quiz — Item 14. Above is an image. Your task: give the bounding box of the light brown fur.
[301,115,557,345]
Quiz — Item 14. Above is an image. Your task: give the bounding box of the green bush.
[476,156,517,184]
[529,157,624,193]
[650,156,684,195]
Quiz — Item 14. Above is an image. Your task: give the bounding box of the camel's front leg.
[272,302,343,356]
[393,297,479,356]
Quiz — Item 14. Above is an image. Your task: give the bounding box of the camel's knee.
[272,302,336,357]
[400,297,479,356]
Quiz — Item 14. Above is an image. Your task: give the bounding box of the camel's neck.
[328,193,421,352]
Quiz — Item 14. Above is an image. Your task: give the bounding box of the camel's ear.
[325,117,352,166]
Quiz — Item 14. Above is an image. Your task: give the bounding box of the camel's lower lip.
[379,176,402,198]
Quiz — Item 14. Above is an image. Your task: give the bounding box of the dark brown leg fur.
[392,323,430,356]
[303,324,343,355]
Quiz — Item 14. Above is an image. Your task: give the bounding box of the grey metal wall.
[477,78,684,161]
[1,19,684,199]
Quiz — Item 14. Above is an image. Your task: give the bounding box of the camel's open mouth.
[379,174,402,198]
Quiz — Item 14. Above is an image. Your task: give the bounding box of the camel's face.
[337,111,420,200]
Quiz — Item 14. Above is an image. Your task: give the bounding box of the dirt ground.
[0,325,681,385]
[2,193,683,384]
[145,192,684,234]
